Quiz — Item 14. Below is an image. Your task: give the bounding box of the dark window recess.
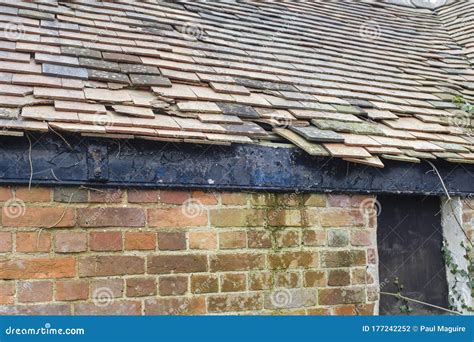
[377,195,449,315]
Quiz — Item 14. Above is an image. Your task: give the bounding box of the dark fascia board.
[0,133,473,196]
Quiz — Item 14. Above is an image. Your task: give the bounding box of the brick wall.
[0,186,378,315]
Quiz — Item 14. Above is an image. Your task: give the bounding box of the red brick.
[159,276,188,296]
[148,255,207,274]
[332,305,356,315]
[159,190,189,204]
[275,230,299,248]
[128,189,158,203]
[0,304,71,315]
[249,272,272,290]
[221,273,246,292]
[2,207,75,227]
[221,192,247,205]
[304,270,326,287]
[327,195,368,208]
[157,232,186,250]
[16,231,51,253]
[0,232,12,252]
[126,277,157,297]
[321,251,366,268]
[210,253,265,272]
[148,208,207,228]
[351,268,374,285]
[303,229,326,246]
[189,231,217,250]
[319,209,364,227]
[56,280,88,301]
[125,232,156,250]
[207,293,262,313]
[191,190,218,205]
[74,301,141,315]
[210,208,265,227]
[90,231,122,251]
[307,307,332,315]
[78,208,145,227]
[18,281,53,302]
[191,275,219,294]
[350,230,372,246]
[318,288,366,305]
[275,272,300,288]
[89,189,124,203]
[16,187,50,202]
[0,187,12,201]
[0,257,75,279]
[79,256,145,277]
[247,230,272,248]
[145,297,205,315]
[328,269,351,286]
[55,232,87,253]
[91,279,123,298]
[0,282,14,304]
[219,231,246,249]
[268,251,317,270]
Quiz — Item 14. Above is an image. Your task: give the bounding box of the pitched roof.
[0,0,473,168]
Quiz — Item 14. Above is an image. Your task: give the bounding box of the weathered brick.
[74,301,141,315]
[90,231,122,251]
[189,231,217,250]
[351,268,374,285]
[304,194,326,207]
[350,230,372,246]
[78,208,145,227]
[128,189,159,203]
[157,232,186,250]
[159,190,189,204]
[268,251,317,270]
[304,270,326,287]
[148,255,207,274]
[159,275,188,296]
[0,282,14,304]
[16,187,50,202]
[148,208,207,228]
[307,307,331,315]
[268,209,303,227]
[219,231,246,249]
[221,192,247,205]
[54,187,88,203]
[275,272,300,288]
[0,232,12,252]
[303,229,325,246]
[56,280,88,301]
[79,256,145,277]
[0,187,12,201]
[0,257,75,279]
[328,195,369,208]
[328,269,351,286]
[275,230,299,248]
[125,232,156,250]
[16,231,51,253]
[321,251,366,268]
[319,209,364,227]
[145,297,205,315]
[126,277,157,297]
[210,253,265,272]
[367,248,377,264]
[2,208,75,228]
[0,304,71,315]
[327,229,349,247]
[55,232,87,253]
[91,279,123,298]
[191,275,218,294]
[207,293,262,313]
[318,288,366,305]
[264,288,317,309]
[18,281,53,302]
[248,272,272,290]
[247,230,271,248]
[191,190,218,205]
[89,189,124,203]
[210,208,265,227]
[221,273,246,292]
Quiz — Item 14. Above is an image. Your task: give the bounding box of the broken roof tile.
[33,87,85,101]
[130,74,172,87]
[87,69,130,84]
[112,105,155,118]
[54,100,106,114]
[84,88,132,102]
[323,143,372,158]
[273,128,329,156]
[216,103,259,118]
